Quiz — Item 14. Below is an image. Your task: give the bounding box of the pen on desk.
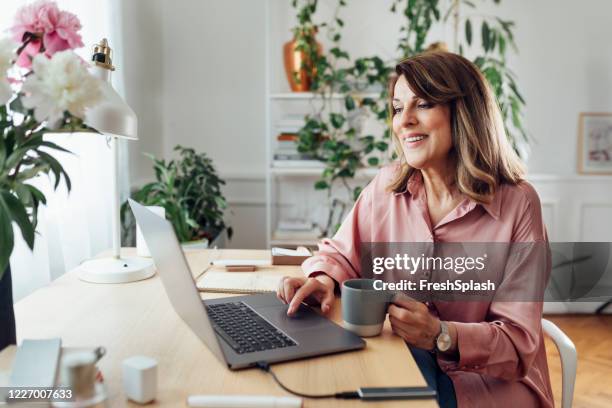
[186,395,303,408]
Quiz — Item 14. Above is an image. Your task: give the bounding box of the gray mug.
[341,279,393,337]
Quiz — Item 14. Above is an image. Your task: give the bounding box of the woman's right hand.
[276,275,336,316]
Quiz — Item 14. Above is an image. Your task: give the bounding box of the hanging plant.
[288,0,527,234]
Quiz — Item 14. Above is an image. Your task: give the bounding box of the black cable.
[255,361,360,400]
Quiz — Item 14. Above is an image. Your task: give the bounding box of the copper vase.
[283,33,322,92]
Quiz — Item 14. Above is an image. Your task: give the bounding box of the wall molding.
[540,199,559,240]
[578,201,612,241]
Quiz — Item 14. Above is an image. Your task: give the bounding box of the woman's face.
[392,75,453,170]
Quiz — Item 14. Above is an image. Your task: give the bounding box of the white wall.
[128,0,612,249]
[120,0,165,187]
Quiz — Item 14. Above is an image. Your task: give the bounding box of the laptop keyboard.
[206,302,297,354]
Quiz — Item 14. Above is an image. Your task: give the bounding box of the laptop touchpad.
[256,305,331,331]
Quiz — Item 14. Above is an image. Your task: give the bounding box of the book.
[271,246,313,265]
[273,152,317,161]
[272,160,325,168]
[196,272,282,294]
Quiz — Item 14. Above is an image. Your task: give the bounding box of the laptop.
[129,199,365,370]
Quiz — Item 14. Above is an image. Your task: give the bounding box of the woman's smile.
[402,133,429,148]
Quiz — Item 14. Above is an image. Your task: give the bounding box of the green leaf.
[344,95,355,111]
[0,190,35,250]
[368,157,380,166]
[375,141,388,151]
[353,186,363,201]
[0,137,6,169]
[39,140,72,154]
[329,113,345,129]
[498,35,506,55]
[509,81,526,104]
[330,47,349,60]
[314,180,329,190]
[37,151,72,191]
[482,22,491,51]
[465,19,472,45]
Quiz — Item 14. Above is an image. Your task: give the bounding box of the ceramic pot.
[283,30,322,92]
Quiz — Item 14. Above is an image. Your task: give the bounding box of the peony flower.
[11,1,84,69]
[22,51,101,125]
[0,38,17,105]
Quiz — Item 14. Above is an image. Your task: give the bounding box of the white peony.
[0,38,17,105]
[22,50,102,125]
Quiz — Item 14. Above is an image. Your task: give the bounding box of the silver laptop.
[129,199,365,370]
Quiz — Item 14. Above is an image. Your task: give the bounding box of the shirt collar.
[393,170,501,220]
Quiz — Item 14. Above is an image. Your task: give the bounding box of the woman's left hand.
[388,295,441,350]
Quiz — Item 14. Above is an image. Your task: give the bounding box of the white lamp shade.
[85,65,138,140]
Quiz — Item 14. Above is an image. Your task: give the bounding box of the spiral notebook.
[196,272,282,294]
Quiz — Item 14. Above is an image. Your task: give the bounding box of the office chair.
[542,319,577,408]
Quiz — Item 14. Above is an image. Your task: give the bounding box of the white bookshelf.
[264,0,383,248]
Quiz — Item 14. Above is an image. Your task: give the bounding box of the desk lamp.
[78,39,155,283]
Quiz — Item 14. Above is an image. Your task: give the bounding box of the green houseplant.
[123,145,232,246]
[289,0,527,234]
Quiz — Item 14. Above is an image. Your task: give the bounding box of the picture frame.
[578,112,612,175]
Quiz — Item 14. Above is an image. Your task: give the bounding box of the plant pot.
[180,230,228,251]
[283,31,322,92]
[0,265,17,352]
[181,238,209,251]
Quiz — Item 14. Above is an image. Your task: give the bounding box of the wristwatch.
[434,321,452,353]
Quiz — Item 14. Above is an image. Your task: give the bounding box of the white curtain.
[5,0,131,301]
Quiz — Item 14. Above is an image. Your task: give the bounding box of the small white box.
[122,355,157,404]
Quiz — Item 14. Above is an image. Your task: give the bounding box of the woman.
[277,51,553,407]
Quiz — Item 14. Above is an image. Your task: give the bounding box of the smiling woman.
[387,51,525,205]
[278,51,554,408]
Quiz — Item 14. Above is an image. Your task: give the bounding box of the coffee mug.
[341,279,393,337]
[60,347,106,400]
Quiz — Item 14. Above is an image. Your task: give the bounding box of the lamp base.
[78,257,155,284]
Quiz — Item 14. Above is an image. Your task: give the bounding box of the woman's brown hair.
[387,51,525,203]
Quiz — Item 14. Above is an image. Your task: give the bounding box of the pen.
[186,395,302,408]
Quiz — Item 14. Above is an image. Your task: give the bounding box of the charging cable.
[255,361,359,399]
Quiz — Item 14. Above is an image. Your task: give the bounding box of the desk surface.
[0,249,435,407]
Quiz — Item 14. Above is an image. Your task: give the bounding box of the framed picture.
[578,112,612,175]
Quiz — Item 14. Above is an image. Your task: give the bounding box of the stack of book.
[272,116,324,168]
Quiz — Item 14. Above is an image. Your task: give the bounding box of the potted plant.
[0,2,102,351]
[123,145,232,248]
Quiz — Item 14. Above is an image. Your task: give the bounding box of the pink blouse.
[302,164,554,408]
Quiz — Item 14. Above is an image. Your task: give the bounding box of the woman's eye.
[393,107,403,115]
[418,102,434,109]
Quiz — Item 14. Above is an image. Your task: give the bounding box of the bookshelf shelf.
[269,92,381,100]
[270,166,379,177]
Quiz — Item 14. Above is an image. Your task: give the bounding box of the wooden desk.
[0,249,435,407]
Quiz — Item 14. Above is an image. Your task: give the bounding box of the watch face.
[437,333,452,352]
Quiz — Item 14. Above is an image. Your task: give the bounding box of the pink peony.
[11,1,84,69]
